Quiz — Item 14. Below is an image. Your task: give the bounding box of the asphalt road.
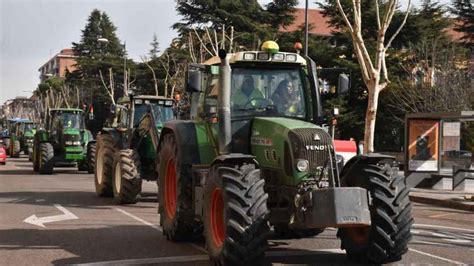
[1,156,473,265]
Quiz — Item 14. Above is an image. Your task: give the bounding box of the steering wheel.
[243,98,274,109]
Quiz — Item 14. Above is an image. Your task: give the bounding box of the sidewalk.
[409,188,474,211]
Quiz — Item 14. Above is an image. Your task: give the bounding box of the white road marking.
[409,248,467,265]
[413,223,474,233]
[76,249,346,265]
[444,239,472,244]
[429,212,458,218]
[23,204,78,228]
[114,208,207,253]
[35,199,45,202]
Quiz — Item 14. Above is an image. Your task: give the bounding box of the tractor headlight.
[73,141,81,146]
[65,141,73,145]
[296,159,309,172]
[27,139,34,143]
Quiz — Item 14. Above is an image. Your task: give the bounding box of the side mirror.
[187,70,202,93]
[338,74,350,96]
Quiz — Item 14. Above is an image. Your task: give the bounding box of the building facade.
[38,48,76,82]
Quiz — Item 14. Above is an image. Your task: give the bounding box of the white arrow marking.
[23,204,78,228]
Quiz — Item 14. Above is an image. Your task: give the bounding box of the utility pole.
[304,0,309,56]
[123,41,127,95]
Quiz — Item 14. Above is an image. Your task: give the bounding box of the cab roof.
[50,108,83,113]
[117,95,174,104]
[203,51,307,66]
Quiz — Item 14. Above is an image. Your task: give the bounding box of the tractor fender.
[210,153,258,167]
[340,153,397,182]
[99,128,126,150]
[159,120,201,166]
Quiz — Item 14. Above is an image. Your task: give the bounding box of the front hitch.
[290,187,371,229]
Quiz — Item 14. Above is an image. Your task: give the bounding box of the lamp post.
[304,0,309,56]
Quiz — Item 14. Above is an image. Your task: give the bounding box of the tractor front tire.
[11,140,21,158]
[87,142,96,174]
[112,149,142,204]
[337,162,413,263]
[39,142,54,175]
[158,133,198,241]
[33,144,39,172]
[94,134,115,197]
[203,164,270,265]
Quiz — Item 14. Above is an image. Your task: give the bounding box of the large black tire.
[11,140,20,158]
[87,142,96,174]
[337,161,413,263]
[157,133,198,240]
[78,160,89,172]
[112,149,142,204]
[273,225,323,239]
[203,164,270,265]
[94,134,116,197]
[3,139,10,156]
[33,144,39,172]
[39,142,54,175]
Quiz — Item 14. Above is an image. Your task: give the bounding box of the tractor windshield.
[230,67,306,118]
[58,113,84,129]
[24,123,34,131]
[151,105,174,126]
[133,104,148,126]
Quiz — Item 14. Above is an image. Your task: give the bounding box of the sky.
[0,0,451,104]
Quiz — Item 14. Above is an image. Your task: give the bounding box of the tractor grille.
[288,128,333,174]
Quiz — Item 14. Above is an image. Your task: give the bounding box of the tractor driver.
[232,75,264,109]
[271,79,301,115]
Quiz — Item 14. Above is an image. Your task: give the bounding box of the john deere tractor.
[1,118,29,156]
[33,108,93,174]
[9,120,36,158]
[94,95,175,204]
[156,42,413,265]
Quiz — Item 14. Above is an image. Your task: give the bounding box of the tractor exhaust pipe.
[218,49,231,155]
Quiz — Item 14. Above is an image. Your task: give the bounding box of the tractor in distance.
[1,118,29,156]
[94,95,175,204]
[32,108,94,174]
[156,41,413,265]
[9,120,36,159]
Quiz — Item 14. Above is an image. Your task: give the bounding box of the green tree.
[451,0,474,47]
[149,33,160,60]
[71,9,126,103]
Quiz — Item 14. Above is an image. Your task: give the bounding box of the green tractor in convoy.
[94,95,175,204]
[33,108,94,174]
[155,42,413,265]
[1,118,29,156]
[9,120,36,158]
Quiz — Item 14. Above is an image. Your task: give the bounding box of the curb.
[409,195,474,211]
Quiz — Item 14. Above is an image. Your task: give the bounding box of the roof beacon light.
[261,41,279,54]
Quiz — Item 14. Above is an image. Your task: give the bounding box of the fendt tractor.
[9,120,36,158]
[156,42,413,265]
[94,95,175,204]
[33,108,94,174]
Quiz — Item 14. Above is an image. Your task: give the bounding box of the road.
[1,156,473,265]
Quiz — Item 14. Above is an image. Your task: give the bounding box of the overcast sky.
[0,0,451,104]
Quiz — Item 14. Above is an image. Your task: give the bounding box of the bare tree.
[335,0,411,153]
[140,55,160,96]
[99,68,116,104]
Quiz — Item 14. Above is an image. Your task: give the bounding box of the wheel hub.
[164,158,177,218]
[211,188,225,248]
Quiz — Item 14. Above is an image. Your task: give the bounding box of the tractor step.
[291,187,371,229]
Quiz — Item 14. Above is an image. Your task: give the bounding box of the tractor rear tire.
[203,164,270,266]
[39,142,54,175]
[158,133,198,241]
[273,225,323,239]
[4,139,10,156]
[112,149,142,204]
[87,142,96,174]
[337,162,413,263]
[94,134,115,197]
[11,140,20,158]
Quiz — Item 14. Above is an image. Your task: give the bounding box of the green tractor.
[9,120,36,158]
[33,108,93,174]
[1,118,28,156]
[94,95,175,204]
[155,42,413,264]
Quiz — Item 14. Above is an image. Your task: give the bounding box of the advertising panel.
[408,119,439,171]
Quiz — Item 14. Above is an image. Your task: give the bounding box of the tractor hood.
[63,128,81,135]
[24,130,36,138]
[250,117,334,186]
